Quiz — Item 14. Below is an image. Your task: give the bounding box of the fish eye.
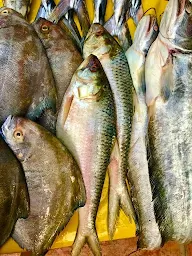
[14,130,23,140]
[41,25,49,33]
[1,9,9,15]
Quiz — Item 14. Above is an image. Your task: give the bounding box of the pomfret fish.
[1,116,86,256]
[126,15,161,249]
[83,24,136,238]
[56,54,116,256]
[3,0,30,17]
[93,0,107,25]
[146,0,192,243]
[0,7,57,132]
[33,18,83,110]
[0,135,29,246]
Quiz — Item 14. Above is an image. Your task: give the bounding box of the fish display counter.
[0,0,179,254]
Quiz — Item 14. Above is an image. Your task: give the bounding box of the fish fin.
[56,85,74,136]
[17,171,30,219]
[108,139,136,239]
[72,227,101,256]
[93,0,107,25]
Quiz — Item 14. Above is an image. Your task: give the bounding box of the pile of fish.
[0,0,192,255]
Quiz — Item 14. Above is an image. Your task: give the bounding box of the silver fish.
[83,24,136,238]
[93,0,107,25]
[146,0,192,244]
[57,54,116,256]
[126,15,161,249]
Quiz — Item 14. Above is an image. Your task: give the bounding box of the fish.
[83,24,136,239]
[3,0,30,17]
[146,0,192,244]
[0,135,29,247]
[33,18,83,110]
[48,0,90,40]
[0,7,57,133]
[104,0,132,51]
[1,116,86,256]
[125,15,161,249]
[130,0,143,25]
[36,0,56,20]
[56,54,116,256]
[93,0,107,25]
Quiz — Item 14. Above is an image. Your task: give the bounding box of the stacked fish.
[0,0,192,255]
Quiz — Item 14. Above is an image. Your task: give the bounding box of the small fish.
[0,7,57,132]
[33,18,83,110]
[56,54,116,256]
[83,24,136,239]
[0,135,29,247]
[104,0,132,51]
[130,0,143,25]
[93,0,107,25]
[3,0,30,17]
[146,0,192,244]
[48,0,90,39]
[2,116,86,256]
[125,15,161,249]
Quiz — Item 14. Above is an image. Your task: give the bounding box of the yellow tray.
[0,0,168,253]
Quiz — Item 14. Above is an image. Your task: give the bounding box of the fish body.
[33,18,83,110]
[2,116,86,256]
[0,7,57,132]
[146,0,192,243]
[0,135,29,246]
[83,24,136,238]
[93,0,107,25]
[56,54,116,256]
[126,15,161,249]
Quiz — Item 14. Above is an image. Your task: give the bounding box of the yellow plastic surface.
[0,0,168,254]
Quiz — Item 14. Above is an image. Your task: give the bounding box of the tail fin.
[108,139,136,239]
[72,228,101,256]
[93,0,107,25]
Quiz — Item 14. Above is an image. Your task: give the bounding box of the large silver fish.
[57,54,116,256]
[126,15,161,249]
[146,0,192,244]
[83,24,136,239]
[2,116,86,256]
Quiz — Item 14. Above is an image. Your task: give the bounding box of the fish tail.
[72,229,101,256]
[108,179,136,239]
[93,0,107,25]
[108,185,120,239]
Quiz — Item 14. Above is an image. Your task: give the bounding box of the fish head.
[33,18,62,47]
[83,23,120,60]
[133,15,158,54]
[0,7,24,28]
[160,0,192,50]
[1,116,39,161]
[73,54,106,101]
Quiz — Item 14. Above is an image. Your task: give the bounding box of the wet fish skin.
[93,0,107,25]
[130,0,143,25]
[146,0,192,244]
[3,0,30,17]
[0,7,57,132]
[83,24,136,238]
[33,18,83,110]
[0,135,29,247]
[126,15,161,249]
[2,116,86,256]
[57,54,116,256]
